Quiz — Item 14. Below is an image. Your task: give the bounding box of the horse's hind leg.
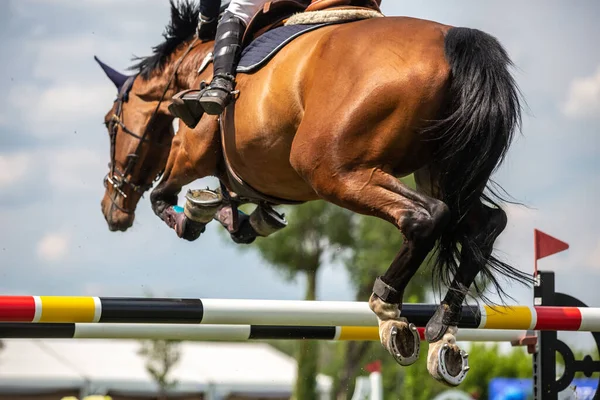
[291,156,449,366]
[424,200,507,386]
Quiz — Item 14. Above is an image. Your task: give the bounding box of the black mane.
[129,0,200,79]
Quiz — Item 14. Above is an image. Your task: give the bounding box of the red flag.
[534,229,569,277]
[534,229,569,260]
[365,360,381,373]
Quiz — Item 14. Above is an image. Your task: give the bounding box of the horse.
[96,0,532,386]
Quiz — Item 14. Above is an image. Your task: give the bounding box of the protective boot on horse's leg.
[424,201,511,386]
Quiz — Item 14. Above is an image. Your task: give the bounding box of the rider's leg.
[199,0,272,115]
[169,1,272,126]
[197,0,221,40]
[196,10,246,115]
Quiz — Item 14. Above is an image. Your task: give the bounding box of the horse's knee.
[150,185,177,218]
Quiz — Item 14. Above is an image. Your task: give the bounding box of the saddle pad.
[237,22,335,73]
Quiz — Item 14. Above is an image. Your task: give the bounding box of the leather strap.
[218,109,305,206]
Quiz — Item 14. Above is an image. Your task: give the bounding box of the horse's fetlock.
[369,293,401,321]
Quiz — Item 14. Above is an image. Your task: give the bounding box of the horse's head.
[96,56,175,232]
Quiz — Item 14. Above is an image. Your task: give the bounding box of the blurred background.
[0,0,599,399]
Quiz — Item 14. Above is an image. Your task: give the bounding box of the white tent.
[0,339,332,400]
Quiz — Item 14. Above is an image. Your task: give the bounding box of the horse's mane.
[128,0,200,79]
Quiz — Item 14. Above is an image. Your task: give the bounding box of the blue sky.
[0,1,599,348]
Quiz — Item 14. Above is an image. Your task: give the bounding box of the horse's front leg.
[150,119,222,241]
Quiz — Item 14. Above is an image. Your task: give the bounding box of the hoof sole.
[428,341,469,386]
[385,321,420,366]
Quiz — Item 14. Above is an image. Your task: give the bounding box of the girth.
[218,113,304,206]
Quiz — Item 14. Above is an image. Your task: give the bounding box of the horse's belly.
[223,107,318,202]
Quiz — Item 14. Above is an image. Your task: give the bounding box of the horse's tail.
[425,27,530,304]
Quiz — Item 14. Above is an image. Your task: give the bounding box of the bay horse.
[96,0,531,386]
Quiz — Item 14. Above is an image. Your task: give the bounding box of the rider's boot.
[168,11,246,127]
[198,11,246,115]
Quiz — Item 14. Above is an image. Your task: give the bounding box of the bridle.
[104,38,199,215]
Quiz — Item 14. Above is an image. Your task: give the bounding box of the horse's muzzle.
[101,197,134,232]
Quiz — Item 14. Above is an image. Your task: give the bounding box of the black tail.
[425,27,531,304]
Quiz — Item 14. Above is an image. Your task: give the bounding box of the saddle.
[242,0,382,46]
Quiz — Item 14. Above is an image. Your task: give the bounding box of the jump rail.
[0,322,529,342]
[1,271,599,399]
[2,295,600,331]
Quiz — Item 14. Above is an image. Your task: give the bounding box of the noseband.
[104,38,199,215]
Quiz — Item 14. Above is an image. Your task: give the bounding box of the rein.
[105,38,199,215]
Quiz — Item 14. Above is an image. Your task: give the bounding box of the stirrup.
[169,88,205,128]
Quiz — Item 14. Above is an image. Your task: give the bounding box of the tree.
[332,175,437,399]
[136,290,181,400]
[456,343,532,399]
[137,339,181,400]
[247,200,355,400]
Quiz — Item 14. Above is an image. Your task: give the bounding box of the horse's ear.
[94,55,129,90]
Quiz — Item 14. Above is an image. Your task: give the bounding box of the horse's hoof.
[163,206,205,241]
[380,319,420,366]
[427,328,469,386]
[179,217,206,241]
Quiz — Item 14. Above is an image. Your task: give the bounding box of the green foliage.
[458,344,532,399]
[231,174,538,400]
[559,342,599,379]
[137,339,181,398]
[252,200,354,280]
[323,340,533,399]
[294,340,319,400]
[239,200,356,400]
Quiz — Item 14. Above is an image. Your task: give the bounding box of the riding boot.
[168,12,246,127]
[198,11,246,115]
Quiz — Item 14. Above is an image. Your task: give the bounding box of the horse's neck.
[173,40,214,91]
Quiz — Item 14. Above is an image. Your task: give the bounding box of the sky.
[0,0,599,352]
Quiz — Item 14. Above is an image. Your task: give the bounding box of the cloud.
[7,83,115,139]
[44,147,107,193]
[0,147,107,206]
[0,152,31,188]
[497,184,600,277]
[562,65,600,119]
[37,232,70,262]
[587,239,600,270]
